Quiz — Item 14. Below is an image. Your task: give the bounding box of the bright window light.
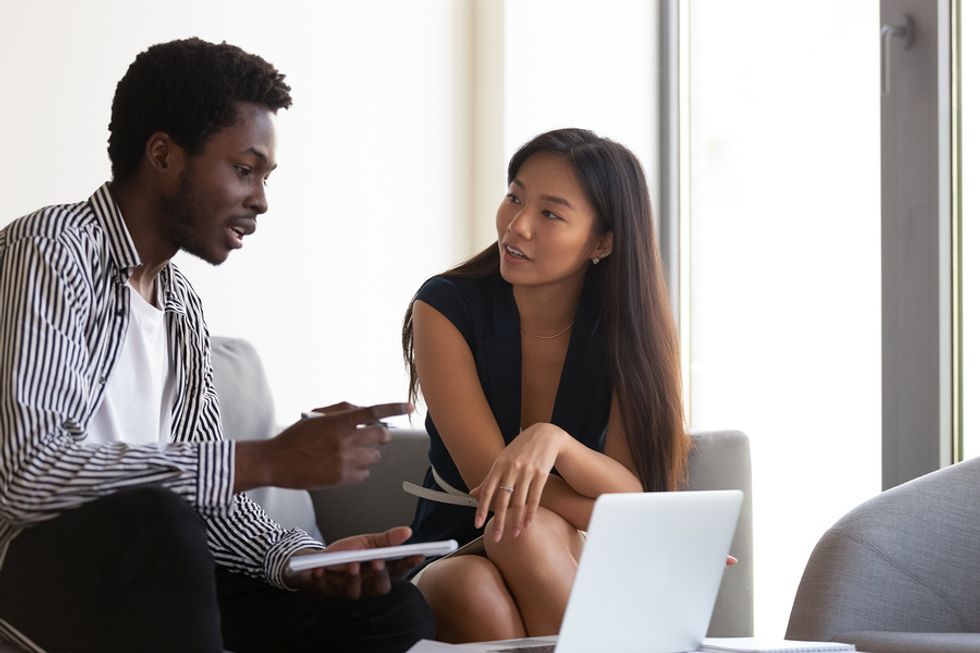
[685,0,882,636]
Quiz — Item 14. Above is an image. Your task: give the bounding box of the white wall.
[1,0,466,425]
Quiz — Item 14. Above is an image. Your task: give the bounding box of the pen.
[301,412,392,428]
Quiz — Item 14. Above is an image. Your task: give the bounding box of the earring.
[592,256,601,265]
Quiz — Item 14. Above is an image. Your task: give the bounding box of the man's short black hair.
[108,37,292,184]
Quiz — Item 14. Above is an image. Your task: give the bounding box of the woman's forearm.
[539,475,595,531]
[553,431,642,497]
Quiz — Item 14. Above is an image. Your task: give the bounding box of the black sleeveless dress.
[406,269,611,557]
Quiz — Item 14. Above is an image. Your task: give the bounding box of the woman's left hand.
[470,423,568,542]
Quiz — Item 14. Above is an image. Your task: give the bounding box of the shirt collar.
[88,183,186,315]
[88,182,142,275]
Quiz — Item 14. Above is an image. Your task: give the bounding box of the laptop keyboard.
[492,647,556,653]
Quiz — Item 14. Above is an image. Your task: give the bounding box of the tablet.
[286,539,458,573]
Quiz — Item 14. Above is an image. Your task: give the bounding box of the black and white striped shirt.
[0,183,321,590]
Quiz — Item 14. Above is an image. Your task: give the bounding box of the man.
[0,38,434,653]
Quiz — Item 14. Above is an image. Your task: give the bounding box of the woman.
[401,128,688,642]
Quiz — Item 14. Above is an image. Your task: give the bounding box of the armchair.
[786,457,980,653]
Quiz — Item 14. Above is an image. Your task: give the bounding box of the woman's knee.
[416,555,522,641]
[418,556,502,608]
[484,507,580,566]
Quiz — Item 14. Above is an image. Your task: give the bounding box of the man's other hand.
[284,526,424,599]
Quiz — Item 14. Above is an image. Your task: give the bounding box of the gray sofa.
[213,337,755,638]
[785,456,980,653]
[0,336,754,652]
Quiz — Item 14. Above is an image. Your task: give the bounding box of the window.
[682,0,881,634]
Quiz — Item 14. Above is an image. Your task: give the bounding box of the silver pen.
[301,412,393,428]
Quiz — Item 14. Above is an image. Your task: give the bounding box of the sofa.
[785,456,980,653]
[0,336,754,651]
[211,337,756,638]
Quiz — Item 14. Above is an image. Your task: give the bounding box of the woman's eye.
[506,193,521,204]
[235,165,251,177]
[543,210,563,221]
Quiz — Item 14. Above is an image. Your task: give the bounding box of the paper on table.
[700,637,856,653]
[406,640,469,652]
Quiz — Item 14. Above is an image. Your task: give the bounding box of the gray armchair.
[785,457,980,653]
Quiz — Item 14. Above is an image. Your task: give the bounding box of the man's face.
[161,102,278,265]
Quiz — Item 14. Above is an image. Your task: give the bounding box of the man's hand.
[234,401,412,492]
[284,526,425,599]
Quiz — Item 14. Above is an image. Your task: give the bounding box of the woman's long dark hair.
[402,128,688,492]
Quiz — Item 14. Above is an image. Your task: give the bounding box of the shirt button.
[99,376,107,385]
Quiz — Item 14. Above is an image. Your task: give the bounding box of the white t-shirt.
[88,281,176,445]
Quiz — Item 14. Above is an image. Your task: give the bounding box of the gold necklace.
[519,322,574,339]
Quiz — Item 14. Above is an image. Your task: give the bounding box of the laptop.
[456,490,744,653]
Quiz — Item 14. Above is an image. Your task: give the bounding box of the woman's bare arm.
[412,299,508,489]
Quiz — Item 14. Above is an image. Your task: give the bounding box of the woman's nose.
[507,207,531,238]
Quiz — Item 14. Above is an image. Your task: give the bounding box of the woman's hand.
[470,423,569,542]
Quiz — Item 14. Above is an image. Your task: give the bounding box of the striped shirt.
[0,183,321,591]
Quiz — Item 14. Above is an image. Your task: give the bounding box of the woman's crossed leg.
[416,506,584,643]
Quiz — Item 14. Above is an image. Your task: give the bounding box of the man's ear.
[144,131,184,176]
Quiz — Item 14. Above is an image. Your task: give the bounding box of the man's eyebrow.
[244,147,267,162]
[511,178,574,209]
[244,147,277,171]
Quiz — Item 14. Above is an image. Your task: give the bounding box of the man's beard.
[160,166,223,266]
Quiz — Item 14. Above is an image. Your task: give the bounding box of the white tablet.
[286,539,458,573]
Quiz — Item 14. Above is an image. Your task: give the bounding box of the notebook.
[455,489,744,653]
[700,638,856,652]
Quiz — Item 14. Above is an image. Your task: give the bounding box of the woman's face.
[496,153,610,288]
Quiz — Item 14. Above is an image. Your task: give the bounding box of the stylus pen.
[301,412,392,428]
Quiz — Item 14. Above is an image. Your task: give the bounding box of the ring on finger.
[499,485,515,493]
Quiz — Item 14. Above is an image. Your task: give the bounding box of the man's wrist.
[234,439,275,492]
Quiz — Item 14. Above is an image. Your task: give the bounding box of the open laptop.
[456,490,743,653]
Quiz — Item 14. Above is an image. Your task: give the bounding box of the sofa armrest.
[685,430,754,637]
